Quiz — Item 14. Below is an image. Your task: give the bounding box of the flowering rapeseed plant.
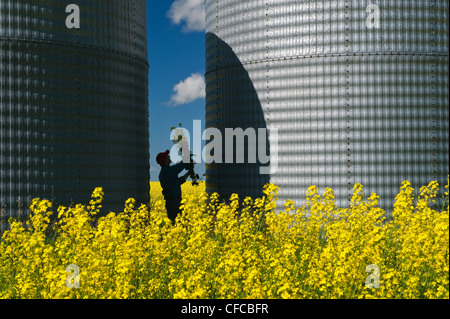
[0,179,448,299]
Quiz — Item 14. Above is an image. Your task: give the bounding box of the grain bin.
[205,0,449,212]
[0,0,149,225]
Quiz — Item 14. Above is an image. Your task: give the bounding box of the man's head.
[156,150,171,166]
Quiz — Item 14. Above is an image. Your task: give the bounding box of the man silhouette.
[156,150,192,224]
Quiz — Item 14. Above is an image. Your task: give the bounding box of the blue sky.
[147,0,206,181]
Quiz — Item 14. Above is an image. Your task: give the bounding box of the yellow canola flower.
[0,179,448,299]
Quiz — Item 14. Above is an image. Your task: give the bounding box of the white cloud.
[167,0,206,32]
[168,73,206,106]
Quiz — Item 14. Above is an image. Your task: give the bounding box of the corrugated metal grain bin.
[0,0,149,225]
[205,0,449,212]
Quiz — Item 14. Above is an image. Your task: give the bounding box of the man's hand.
[181,170,191,183]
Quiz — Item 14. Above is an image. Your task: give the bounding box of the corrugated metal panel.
[205,0,449,211]
[0,0,149,226]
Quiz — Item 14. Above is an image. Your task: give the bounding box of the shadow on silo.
[205,33,270,202]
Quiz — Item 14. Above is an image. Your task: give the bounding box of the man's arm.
[178,170,191,185]
[171,162,190,175]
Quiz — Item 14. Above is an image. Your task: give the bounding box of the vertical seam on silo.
[215,0,219,130]
[16,4,20,217]
[323,2,327,187]
[9,18,13,219]
[25,40,29,207]
[1,38,3,222]
[316,0,320,184]
[265,1,271,141]
[133,1,138,196]
[430,0,437,179]
[345,0,351,202]
[76,18,81,197]
[0,35,3,228]
[14,51,20,217]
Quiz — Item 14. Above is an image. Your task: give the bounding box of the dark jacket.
[159,162,189,200]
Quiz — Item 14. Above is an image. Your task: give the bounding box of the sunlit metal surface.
[205,0,449,212]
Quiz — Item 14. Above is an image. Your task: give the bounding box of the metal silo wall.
[0,0,149,224]
[205,0,449,211]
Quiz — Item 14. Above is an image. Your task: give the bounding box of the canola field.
[0,179,448,299]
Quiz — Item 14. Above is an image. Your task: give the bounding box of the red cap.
[156,150,170,166]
